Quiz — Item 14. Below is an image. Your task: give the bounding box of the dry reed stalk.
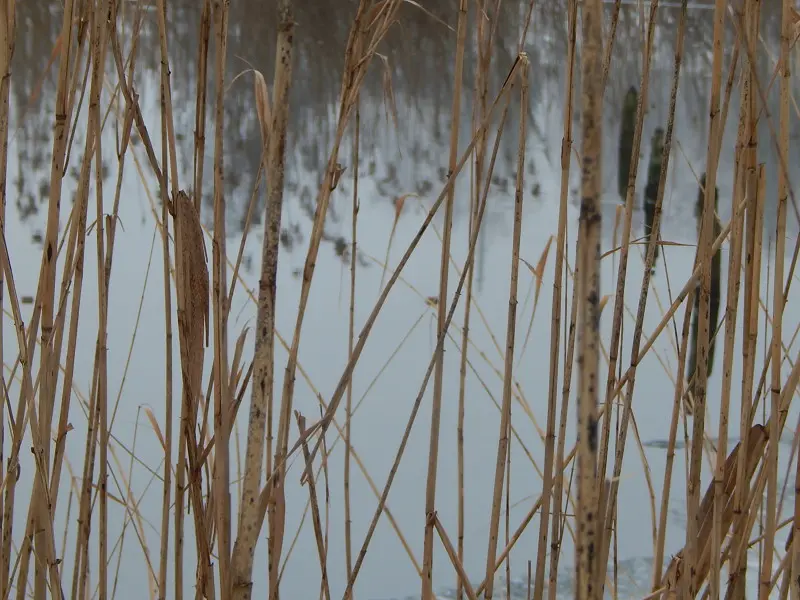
[421,1,468,597]
[299,56,523,498]
[208,0,234,593]
[661,424,768,596]
[343,81,515,600]
[463,20,491,594]
[540,4,580,595]
[603,192,745,418]
[433,514,478,600]
[764,0,791,596]
[345,98,359,594]
[683,0,725,595]
[154,2,206,594]
[534,0,577,594]
[193,0,211,209]
[149,0,191,596]
[728,163,766,600]
[483,53,527,600]
[600,0,622,93]
[171,189,213,598]
[548,246,580,599]
[0,0,12,589]
[729,3,763,586]
[336,65,519,598]
[101,11,146,586]
[233,0,295,596]
[576,0,602,596]
[277,351,426,583]
[653,286,695,589]
[0,0,13,595]
[295,414,330,600]
[58,3,120,599]
[265,8,400,595]
[708,30,747,599]
[92,2,113,595]
[595,0,690,588]
[597,0,659,490]
[5,0,82,594]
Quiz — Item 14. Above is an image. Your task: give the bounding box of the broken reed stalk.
[232,0,295,597]
[421,1,468,596]
[540,1,578,595]
[576,0,602,596]
[296,414,331,600]
[483,53,528,600]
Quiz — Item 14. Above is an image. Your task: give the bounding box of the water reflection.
[11,1,800,268]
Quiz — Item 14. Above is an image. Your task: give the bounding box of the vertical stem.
[210,0,232,594]
[576,0,602,595]
[0,0,13,591]
[483,54,528,600]
[345,100,359,595]
[766,0,790,595]
[543,1,578,594]
[729,4,761,595]
[232,1,295,598]
[421,2,468,597]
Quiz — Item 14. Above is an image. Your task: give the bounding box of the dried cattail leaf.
[173,190,210,407]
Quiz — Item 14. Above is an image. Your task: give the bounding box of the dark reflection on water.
[8,1,800,275]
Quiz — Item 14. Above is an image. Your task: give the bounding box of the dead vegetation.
[2,0,800,599]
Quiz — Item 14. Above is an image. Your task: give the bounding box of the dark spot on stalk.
[47,243,53,261]
[588,416,598,452]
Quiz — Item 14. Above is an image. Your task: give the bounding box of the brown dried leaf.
[394,193,417,220]
[229,326,250,394]
[173,190,210,407]
[254,70,271,147]
[144,407,166,452]
[598,294,611,317]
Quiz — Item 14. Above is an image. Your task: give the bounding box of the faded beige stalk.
[233,1,295,598]
[576,0,602,596]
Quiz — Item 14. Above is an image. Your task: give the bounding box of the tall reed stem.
[421,1,468,597]
[233,1,295,598]
[576,0,602,596]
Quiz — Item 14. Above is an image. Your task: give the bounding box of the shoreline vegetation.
[2,0,800,599]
